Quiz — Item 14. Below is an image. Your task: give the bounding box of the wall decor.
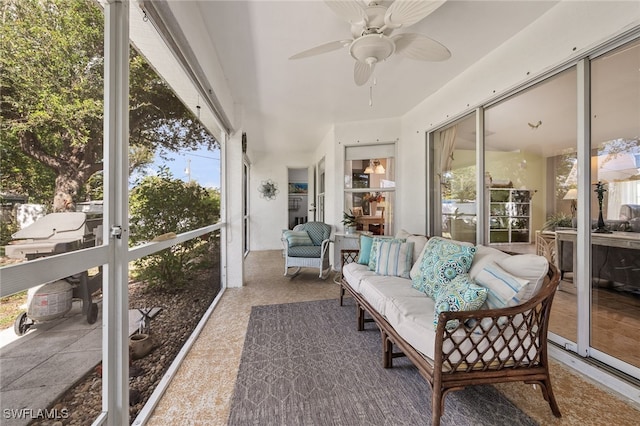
[258,179,279,200]
[288,182,308,194]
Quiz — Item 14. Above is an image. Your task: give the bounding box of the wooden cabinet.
[489,188,532,244]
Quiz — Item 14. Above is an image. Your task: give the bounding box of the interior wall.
[248,149,313,250]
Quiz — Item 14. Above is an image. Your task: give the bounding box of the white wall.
[248,148,314,250]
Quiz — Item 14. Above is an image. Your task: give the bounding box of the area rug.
[228,299,537,426]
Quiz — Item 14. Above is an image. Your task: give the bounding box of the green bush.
[129,167,220,290]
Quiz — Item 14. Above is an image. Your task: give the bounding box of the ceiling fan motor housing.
[349,34,395,64]
[351,4,391,37]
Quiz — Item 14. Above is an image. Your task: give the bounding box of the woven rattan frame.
[339,249,562,426]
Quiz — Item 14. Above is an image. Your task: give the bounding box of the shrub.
[129,167,220,289]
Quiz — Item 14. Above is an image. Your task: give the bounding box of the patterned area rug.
[228,299,537,426]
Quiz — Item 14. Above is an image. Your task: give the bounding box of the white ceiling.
[167,0,561,152]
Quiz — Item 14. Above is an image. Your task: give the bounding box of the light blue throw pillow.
[411,237,476,298]
[357,235,374,265]
[368,237,405,271]
[374,240,415,278]
[283,230,313,247]
[434,274,488,330]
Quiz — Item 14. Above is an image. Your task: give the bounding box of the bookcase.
[489,188,532,244]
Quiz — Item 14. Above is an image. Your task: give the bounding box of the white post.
[103,0,130,424]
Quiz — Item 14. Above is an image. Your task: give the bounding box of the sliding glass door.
[431,114,477,244]
[589,40,640,373]
[427,35,640,381]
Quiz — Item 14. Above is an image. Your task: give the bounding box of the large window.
[344,144,396,236]
[0,2,226,424]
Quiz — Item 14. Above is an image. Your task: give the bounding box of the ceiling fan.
[289,0,451,86]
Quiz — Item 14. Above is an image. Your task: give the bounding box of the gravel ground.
[33,268,220,426]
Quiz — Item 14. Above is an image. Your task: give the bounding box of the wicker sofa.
[339,232,562,426]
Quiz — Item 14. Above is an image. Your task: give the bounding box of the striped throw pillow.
[475,262,529,309]
[374,240,414,278]
[283,230,313,247]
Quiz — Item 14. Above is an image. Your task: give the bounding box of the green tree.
[129,168,220,289]
[0,0,218,208]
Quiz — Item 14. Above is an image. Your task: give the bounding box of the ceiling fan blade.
[324,0,367,25]
[289,40,352,60]
[354,61,375,86]
[392,33,451,61]
[384,0,446,29]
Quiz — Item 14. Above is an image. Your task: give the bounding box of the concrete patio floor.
[0,300,142,426]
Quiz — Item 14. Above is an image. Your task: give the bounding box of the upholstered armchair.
[282,221,333,278]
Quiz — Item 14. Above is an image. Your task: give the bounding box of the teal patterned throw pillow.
[411,237,476,298]
[434,274,488,330]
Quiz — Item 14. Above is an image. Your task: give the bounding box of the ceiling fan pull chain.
[369,85,373,107]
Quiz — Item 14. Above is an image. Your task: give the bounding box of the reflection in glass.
[434,114,477,244]
[590,40,640,369]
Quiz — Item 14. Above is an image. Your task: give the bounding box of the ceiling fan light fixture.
[365,159,385,174]
[349,34,395,64]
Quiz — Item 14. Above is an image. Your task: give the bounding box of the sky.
[148,146,221,190]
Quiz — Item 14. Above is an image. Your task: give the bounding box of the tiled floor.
[148,250,640,425]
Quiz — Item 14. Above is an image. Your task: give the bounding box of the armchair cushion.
[288,245,322,258]
[283,230,313,247]
[302,221,331,246]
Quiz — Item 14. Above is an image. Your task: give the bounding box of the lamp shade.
[563,188,578,200]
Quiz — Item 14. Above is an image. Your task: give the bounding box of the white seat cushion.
[342,262,376,293]
[358,276,426,317]
[385,296,437,359]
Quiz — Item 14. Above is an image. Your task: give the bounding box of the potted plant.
[342,210,358,234]
[542,212,573,231]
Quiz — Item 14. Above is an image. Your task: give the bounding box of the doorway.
[288,168,308,229]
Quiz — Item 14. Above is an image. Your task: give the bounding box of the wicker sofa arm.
[434,264,560,373]
[341,249,360,270]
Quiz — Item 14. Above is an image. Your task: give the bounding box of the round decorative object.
[130,333,154,359]
[258,179,279,200]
